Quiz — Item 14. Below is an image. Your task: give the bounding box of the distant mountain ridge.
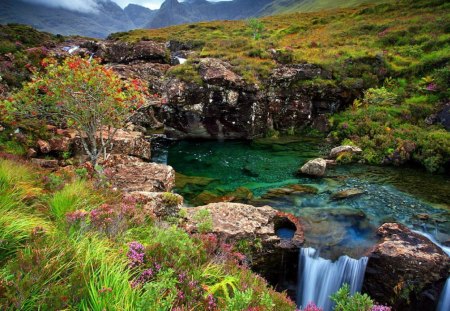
[0,0,378,38]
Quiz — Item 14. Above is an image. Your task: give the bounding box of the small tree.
[247,18,265,40]
[5,56,148,165]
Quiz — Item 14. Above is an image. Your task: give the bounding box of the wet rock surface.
[364,223,450,311]
[329,145,362,159]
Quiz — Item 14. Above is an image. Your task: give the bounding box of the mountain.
[0,0,378,38]
[0,0,135,38]
[124,4,157,29]
[146,0,273,28]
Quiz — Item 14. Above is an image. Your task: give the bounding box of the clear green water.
[156,137,450,258]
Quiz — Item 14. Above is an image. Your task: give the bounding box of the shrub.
[331,284,374,311]
[363,87,398,106]
[5,56,149,166]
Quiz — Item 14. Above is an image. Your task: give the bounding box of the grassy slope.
[110,0,449,172]
[0,158,295,310]
[259,0,382,15]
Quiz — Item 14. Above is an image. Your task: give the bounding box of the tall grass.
[49,180,104,220]
[74,235,138,311]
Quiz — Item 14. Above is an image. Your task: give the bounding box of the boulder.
[129,191,183,218]
[329,145,362,159]
[31,158,58,169]
[37,139,51,154]
[26,148,37,158]
[103,155,175,193]
[49,137,71,152]
[363,223,450,310]
[185,202,304,248]
[198,58,244,87]
[299,158,327,177]
[94,40,167,64]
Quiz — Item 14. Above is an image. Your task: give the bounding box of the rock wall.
[60,39,384,139]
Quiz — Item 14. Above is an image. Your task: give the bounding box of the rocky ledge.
[364,223,450,311]
[185,202,304,248]
[102,154,175,193]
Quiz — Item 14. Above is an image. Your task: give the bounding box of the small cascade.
[296,248,368,311]
[437,277,450,311]
[175,56,187,64]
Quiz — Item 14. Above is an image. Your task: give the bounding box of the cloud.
[23,0,103,13]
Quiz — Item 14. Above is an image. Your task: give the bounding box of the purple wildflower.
[131,268,154,288]
[207,294,217,311]
[178,272,187,283]
[177,290,185,300]
[371,305,392,311]
[302,302,323,311]
[127,241,145,268]
[426,83,437,92]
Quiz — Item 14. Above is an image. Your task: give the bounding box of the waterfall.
[437,277,450,311]
[296,248,368,311]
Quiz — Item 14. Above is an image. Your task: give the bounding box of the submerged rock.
[331,188,365,200]
[103,155,175,193]
[175,172,216,189]
[364,223,450,310]
[299,158,327,177]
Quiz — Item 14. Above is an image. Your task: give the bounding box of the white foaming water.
[296,248,368,311]
[176,57,187,64]
[437,277,450,311]
[412,230,450,256]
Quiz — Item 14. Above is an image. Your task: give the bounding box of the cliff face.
[59,39,386,139]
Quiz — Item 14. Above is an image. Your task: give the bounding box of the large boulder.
[299,158,327,177]
[363,223,450,310]
[102,155,175,193]
[185,202,304,248]
[198,58,244,87]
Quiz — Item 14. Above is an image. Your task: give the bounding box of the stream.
[152,136,450,310]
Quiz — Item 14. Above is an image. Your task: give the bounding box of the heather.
[0,158,296,310]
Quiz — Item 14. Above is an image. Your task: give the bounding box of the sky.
[23,0,228,11]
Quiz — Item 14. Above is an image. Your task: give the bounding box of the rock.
[331,188,365,200]
[103,155,175,193]
[299,158,327,177]
[73,129,151,160]
[416,213,430,221]
[364,223,450,310]
[129,191,183,218]
[31,158,58,169]
[186,203,304,248]
[27,148,37,158]
[49,137,71,152]
[175,172,216,188]
[37,139,51,154]
[437,103,450,130]
[94,40,167,64]
[199,58,244,87]
[329,145,362,159]
[191,187,254,206]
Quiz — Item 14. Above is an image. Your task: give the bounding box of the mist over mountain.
[0,0,376,38]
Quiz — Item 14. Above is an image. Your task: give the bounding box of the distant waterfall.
[296,248,368,311]
[437,277,450,311]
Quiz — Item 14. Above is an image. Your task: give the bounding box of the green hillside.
[260,0,382,15]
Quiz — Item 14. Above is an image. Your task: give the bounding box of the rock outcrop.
[364,223,450,311]
[299,158,327,177]
[103,155,175,193]
[185,202,304,248]
[129,191,183,218]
